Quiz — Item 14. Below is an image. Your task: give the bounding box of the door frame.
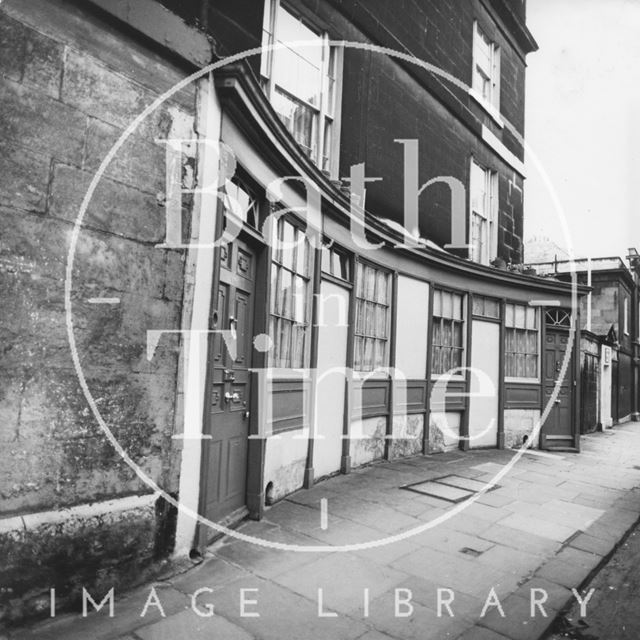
[195,229,269,548]
[540,319,581,451]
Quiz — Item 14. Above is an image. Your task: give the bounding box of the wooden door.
[200,239,255,533]
[541,329,576,450]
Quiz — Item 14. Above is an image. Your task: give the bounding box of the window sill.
[469,88,504,129]
[430,374,466,383]
[353,371,391,381]
[505,378,540,384]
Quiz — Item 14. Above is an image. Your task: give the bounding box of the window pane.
[365,266,376,300]
[376,271,388,304]
[442,291,453,319]
[269,316,277,367]
[270,265,279,314]
[433,289,441,317]
[280,269,292,318]
[356,262,364,297]
[279,319,291,366]
[453,322,463,348]
[505,304,514,327]
[453,294,463,320]
[294,276,306,323]
[363,338,374,371]
[526,307,537,329]
[485,298,500,318]
[280,220,295,269]
[472,297,484,316]
[354,336,363,370]
[515,305,526,328]
[516,353,524,378]
[432,320,441,347]
[273,10,322,106]
[321,245,331,274]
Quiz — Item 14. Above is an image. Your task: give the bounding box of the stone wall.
[0,0,199,624]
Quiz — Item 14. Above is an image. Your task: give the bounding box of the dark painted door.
[581,351,599,433]
[541,329,576,450]
[201,239,255,531]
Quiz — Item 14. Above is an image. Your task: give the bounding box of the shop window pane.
[281,270,292,318]
[453,322,463,348]
[281,221,295,270]
[526,307,537,329]
[515,305,526,328]
[485,298,500,318]
[433,290,442,317]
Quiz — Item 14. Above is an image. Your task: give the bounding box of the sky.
[524,0,640,261]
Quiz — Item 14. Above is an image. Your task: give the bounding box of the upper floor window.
[261,0,339,173]
[505,303,539,380]
[472,22,500,111]
[354,262,391,372]
[431,289,465,376]
[470,159,498,265]
[269,217,313,368]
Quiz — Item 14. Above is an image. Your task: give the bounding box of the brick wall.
[312,0,530,262]
[199,0,532,263]
[0,0,197,623]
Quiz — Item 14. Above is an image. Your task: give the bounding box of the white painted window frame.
[469,158,498,265]
[260,0,343,177]
[470,21,503,127]
[504,303,541,383]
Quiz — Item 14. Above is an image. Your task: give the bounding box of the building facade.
[0,0,587,623]
[529,256,640,431]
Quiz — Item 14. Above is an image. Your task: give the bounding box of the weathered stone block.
[61,48,154,130]
[23,26,64,98]
[0,77,85,165]
[0,143,50,212]
[49,163,164,243]
[0,11,26,82]
[83,117,166,195]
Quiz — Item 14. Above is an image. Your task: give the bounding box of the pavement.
[8,423,640,640]
[548,517,640,640]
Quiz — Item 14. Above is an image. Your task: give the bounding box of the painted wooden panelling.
[394,379,428,414]
[504,382,541,409]
[353,378,390,418]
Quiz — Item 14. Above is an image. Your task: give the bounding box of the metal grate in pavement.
[400,474,499,503]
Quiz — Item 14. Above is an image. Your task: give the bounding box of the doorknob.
[225,391,240,403]
[554,399,561,404]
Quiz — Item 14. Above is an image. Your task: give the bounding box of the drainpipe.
[628,248,640,422]
[586,258,592,333]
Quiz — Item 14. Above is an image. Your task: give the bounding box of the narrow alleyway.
[10,424,640,640]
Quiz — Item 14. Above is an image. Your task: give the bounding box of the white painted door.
[468,320,500,448]
[314,281,349,478]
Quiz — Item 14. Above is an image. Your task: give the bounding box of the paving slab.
[134,609,254,640]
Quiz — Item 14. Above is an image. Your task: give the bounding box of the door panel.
[469,320,499,448]
[201,239,255,531]
[541,330,575,449]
